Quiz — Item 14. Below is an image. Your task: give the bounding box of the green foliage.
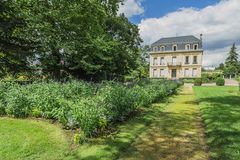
[194,78,202,86]
[0,80,179,136]
[216,78,225,86]
[201,72,223,83]
[224,43,239,76]
[0,0,142,81]
[180,78,195,83]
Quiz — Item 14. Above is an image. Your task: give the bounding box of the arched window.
[185,44,190,50]
[161,46,165,51]
[194,44,198,50]
[172,45,177,51]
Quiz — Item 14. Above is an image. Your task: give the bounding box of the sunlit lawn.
[194,86,240,160]
[0,118,71,160]
[0,106,162,160]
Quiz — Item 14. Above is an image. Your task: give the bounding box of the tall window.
[160,57,164,65]
[185,44,190,50]
[185,56,189,64]
[194,44,198,50]
[193,56,197,64]
[172,45,177,51]
[153,57,158,65]
[160,69,164,77]
[192,68,197,77]
[172,56,177,65]
[184,68,189,77]
[153,69,157,78]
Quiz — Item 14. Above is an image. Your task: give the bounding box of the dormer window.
[185,44,190,50]
[172,45,177,51]
[194,44,198,50]
[160,46,165,52]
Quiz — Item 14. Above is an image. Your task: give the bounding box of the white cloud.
[118,0,144,18]
[138,0,240,66]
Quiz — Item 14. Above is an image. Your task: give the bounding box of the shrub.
[0,79,179,136]
[216,78,225,86]
[194,78,202,86]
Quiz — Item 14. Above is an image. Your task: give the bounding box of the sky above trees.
[119,0,240,66]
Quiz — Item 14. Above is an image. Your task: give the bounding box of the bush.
[0,79,179,136]
[201,72,223,83]
[216,78,225,86]
[194,78,202,86]
[181,78,195,83]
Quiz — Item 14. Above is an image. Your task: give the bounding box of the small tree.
[224,43,239,78]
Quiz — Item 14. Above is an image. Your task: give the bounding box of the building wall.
[149,51,203,79]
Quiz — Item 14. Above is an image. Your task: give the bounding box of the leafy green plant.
[194,78,202,86]
[216,78,225,86]
[0,79,179,136]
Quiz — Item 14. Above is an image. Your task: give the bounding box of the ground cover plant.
[194,86,240,160]
[0,79,179,137]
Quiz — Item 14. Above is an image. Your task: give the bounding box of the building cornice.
[149,49,203,54]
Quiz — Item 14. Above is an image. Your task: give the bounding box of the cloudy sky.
[119,0,240,66]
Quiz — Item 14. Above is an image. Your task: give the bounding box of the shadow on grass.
[118,90,208,160]
[198,95,240,160]
[74,104,165,160]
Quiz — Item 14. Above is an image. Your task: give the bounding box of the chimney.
[200,34,203,41]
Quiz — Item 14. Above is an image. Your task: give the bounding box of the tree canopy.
[0,0,143,81]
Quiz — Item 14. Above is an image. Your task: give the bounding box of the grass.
[0,118,71,160]
[0,106,166,160]
[119,85,208,160]
[193,86,240,160]
[71,106,165,160]
[2,85,223,160]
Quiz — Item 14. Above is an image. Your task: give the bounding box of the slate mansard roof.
[152,35,202,46]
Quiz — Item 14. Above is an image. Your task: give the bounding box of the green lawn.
[0,118,71,160]
[193,86,240,160]
[0,106,165,160]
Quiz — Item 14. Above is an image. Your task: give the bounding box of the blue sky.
[119,0,240,66]
[130,0,220,24]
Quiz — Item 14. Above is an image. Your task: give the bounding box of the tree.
[224,43,239,77]
[0,0,142,81]
[215,63,224,70]
[0,1,34,77]
[124,45,150,81]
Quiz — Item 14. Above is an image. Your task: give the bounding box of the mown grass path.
[119,85,209,160]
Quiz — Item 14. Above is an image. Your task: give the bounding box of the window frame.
[153,69,158,78]
[193,56,198,64]
[160,57,165,65]
[160,46,165,52]
[193,44,198,50]
[172,45,178,51]
[160,69,164,77]
[192,68,197,77]
[185,56,189,64]
[153,57,158,65]
[184,68,189,77]
[185,44,190,50]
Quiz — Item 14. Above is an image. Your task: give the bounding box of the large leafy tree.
[224,43,239,77]
[1,0,142,81]
[0,1,34,77]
